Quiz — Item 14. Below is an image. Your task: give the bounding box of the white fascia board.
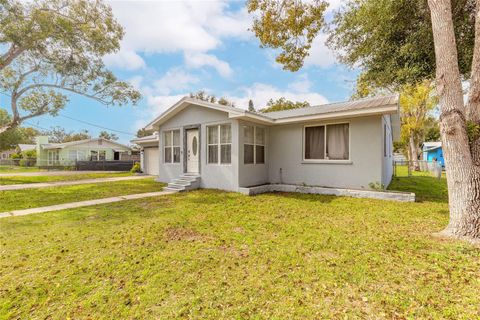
[273,104,399,125]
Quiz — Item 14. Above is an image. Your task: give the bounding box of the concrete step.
[164,187,183,192]
[172,179,192,186]
[167,183,187,189]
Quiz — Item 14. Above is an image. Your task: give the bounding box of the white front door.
[186,129,199,173]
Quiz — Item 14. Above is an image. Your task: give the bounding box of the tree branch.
[466,0,480,122]
[0,46,25,71]
[16,83,113,105]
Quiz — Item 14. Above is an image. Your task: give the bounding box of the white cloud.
[230,82,329,109]
[154,68,199,95]
[184,52,232,78]
[132,79,329,131]
[304,33,337,69]
[106,0,251,76]
[288,74,312,93]
[104,49,145,70]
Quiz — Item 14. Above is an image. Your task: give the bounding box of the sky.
[0,0,358,144]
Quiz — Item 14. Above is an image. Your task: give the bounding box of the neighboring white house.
[132,94,400,192]
[36,137,137,166]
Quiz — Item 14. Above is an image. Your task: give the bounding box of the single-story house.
[132,94,400,192]
[35,136,137,166]
[0,144,36,160]
[422,141,444,167]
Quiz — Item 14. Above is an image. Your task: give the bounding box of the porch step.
[166,174,200,192]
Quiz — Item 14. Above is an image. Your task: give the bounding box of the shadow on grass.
[388,175,448,203]
[264,191,336,204]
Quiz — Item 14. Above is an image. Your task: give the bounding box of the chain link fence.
[394,160,443,179]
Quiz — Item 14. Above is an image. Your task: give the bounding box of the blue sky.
[0,0,358,144]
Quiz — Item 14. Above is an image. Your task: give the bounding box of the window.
[207,124,231,164]
[90,150,99,161]
[99,150,106,161]
[304,123,349,160]
[164,130,181,163]
[243,125,265,164]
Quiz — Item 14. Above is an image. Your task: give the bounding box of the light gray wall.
[268,116,384,189]
[156,104,239,191]
[381,115,394,187]
[237,120,269,187]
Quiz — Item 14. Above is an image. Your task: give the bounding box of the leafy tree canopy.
[247,0,328,72]
[136,128,150,138]
[0,108,40,150]
[189,91,235,107]
[98,130,118,141]
[43,126,91,143]
[327,0,475,89]
[0,0,141,133]
[260,97,310,113]
[248,99,255,112]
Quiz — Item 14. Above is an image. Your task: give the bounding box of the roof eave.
[273,104,399,124]
[144,97,247,130]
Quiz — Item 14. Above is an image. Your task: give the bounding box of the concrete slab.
[0,175,153,191]
[0,190,177,218]
[238,184,415,202]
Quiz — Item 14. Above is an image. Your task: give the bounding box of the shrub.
[130,162,142,173]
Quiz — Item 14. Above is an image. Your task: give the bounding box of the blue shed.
[422,142,445,167]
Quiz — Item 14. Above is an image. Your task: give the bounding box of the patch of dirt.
[164,227,209,242]
[218,244,249,258]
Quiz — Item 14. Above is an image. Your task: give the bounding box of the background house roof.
[422,141,442,151]
[131,133,159,146]
[17,144,36,152]
[40,138,132,151]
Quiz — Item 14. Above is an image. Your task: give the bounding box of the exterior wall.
[426,148,445,167]
[381,115,394,187]
[268,116,384,190]
[0,149,16,159]
[237,120,269,187]
[157,104,239,191]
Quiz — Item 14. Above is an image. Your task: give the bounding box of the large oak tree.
[248,0,480,241]
[0,0,141,133]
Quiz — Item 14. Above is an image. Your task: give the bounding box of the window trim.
[243,125,266,165]
[302,121,351,163]
[163,129,181,164]
[207,123,232,165]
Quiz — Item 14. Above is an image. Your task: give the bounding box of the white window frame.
[163,129,181,164]
[243,125,265,165]
[207,123,232,165]
[302,122,351,163]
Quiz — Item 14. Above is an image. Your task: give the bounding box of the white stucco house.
[132,94,400,194]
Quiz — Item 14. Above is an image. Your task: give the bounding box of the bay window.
[164,130,181,163]
[208,124,231,164]
[304,123,349,160]
[244,125,265,164]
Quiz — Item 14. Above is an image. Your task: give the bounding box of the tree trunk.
[409,132,420,171]
[428,0,480,241]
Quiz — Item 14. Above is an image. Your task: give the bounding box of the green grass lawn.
[0,178,165,212]
[0,165,43,173]
[0,171,134,185]
[389,166,448,202]
[1,170,479,319]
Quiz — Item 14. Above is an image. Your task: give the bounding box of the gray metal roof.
[262,94,399,120]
